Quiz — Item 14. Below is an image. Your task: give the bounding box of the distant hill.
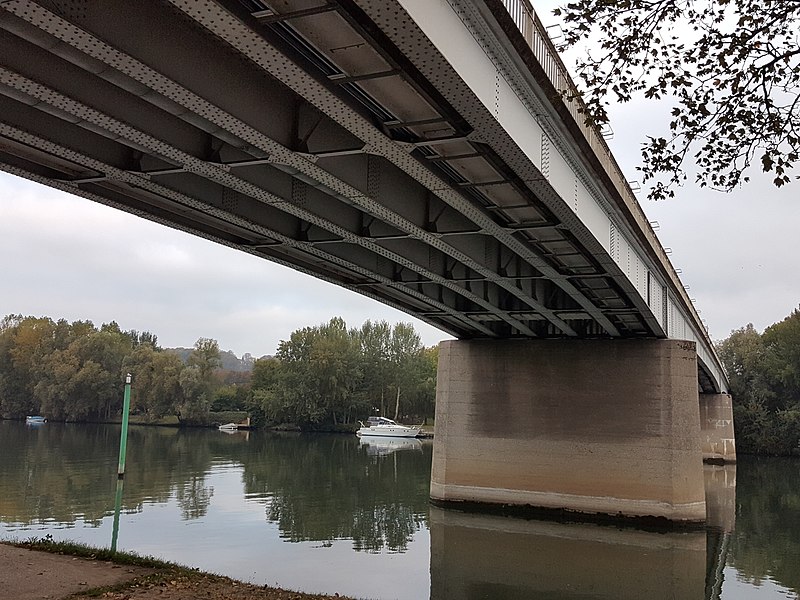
[166,348,258,372]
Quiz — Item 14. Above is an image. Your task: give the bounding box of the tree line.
[0,314,436,429]
[718,307,800,456]
[6,307,797,451]
[0,314,222,423]
[248,317,437,428]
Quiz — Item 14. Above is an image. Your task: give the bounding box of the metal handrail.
[502,0,635,222]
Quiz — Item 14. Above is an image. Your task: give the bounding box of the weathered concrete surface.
[429,506,707,600]
[431,339,706,522]
[700,393,737,463]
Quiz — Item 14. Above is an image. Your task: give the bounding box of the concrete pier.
[431,339,706,523]
[700,393,737,463]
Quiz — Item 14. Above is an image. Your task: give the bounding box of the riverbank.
[2,414,435,436]
[0,540,352,600]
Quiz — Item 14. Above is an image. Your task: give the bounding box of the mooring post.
[117,373,132,478]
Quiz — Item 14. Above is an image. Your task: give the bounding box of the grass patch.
[4,534,183,570]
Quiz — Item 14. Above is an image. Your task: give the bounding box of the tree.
[762,308,800,404]
[270,318,363,426]
[307,318,362,425]
[718,310,800,455]
[717,323,777,453]
[178,338,221,423]
[253,318,433,428]
[553,0,800,200]
[356,320,391,415]
[409,345,438,422]
[33,325,133,421]
[122,344,184,419]
[387,323,424,421]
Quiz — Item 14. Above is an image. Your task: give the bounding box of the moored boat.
[25,415,46,424]
[356,416,421,438]
[218,422,238,431]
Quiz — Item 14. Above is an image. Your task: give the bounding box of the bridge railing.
[501,0,643,228]
[500,0,712,342]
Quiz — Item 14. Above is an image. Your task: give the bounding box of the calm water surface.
[0,421,798,600]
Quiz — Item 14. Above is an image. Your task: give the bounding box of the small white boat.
[218,423,238,432]
[356,416,421,438]
[25,415,46,424]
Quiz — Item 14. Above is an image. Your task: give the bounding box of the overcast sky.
[1,3,798,358]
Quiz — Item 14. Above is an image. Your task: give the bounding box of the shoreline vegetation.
[3,306,800,454]
[2,415,437,439]
[3,411,435,434]
[0,315,436,435]
[1,538,353,599]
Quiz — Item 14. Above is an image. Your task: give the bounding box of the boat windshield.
[366,417,398,426]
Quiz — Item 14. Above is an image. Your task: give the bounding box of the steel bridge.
[0,0,727,393]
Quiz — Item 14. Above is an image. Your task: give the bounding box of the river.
[0,421,798,599]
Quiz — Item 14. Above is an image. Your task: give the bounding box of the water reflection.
[704,464,735,600]
[110,478,124,553]
[430,507,708,599]
[2,421,800,600]
[0,423,432,554]
[428,464,741,600]
[705,464,736,532]
[0,423,241,527]
[359,436,423,456]
[727,457,800,593]
[240,433,431,552]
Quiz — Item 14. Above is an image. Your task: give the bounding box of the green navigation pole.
[117,373,132,478]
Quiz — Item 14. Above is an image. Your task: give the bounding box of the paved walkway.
[0,544,152,600]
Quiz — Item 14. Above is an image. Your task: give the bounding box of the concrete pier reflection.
[430,464,737,600]
[430,507,706,599]
[704,464,737,532]
[704,464,737,600]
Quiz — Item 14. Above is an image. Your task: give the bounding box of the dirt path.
[0,544,152,600]
[0,544,351,600]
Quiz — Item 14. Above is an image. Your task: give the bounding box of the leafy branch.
[553,0,800,200]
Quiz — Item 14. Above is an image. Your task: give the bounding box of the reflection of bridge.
[0,0,734,522]
[430,464,737,600]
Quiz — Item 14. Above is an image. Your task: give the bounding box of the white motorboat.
[356,416,421,438]
[25,415,46,424]
[218,422,238,432]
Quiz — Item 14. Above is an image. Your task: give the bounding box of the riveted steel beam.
[0,122,495,337]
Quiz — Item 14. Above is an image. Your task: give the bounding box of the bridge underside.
[0,0,668,341]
